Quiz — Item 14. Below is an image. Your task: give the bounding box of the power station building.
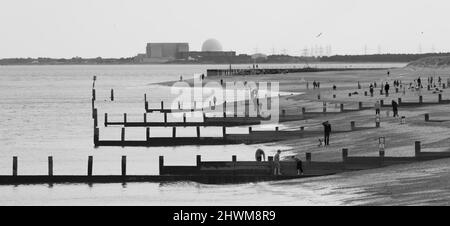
[143,43,189,63]
[135,39,252,63]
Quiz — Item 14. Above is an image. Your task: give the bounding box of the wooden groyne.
[104,112,269,127]
[380,94,450,107]
[3,141,450,185]
[206,67,390,77]
[93,120,378,147]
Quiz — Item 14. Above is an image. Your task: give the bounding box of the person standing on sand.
[291,156,304,175]
[392,100,399,118]
[274,150,282,175]
[369,84,374,96]
[255,149,266,162]
[322,121,331,146]
[375,100,381,115]
[384,82,390,96]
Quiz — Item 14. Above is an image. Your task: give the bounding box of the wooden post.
[143,113,147,123]
[222,126,227,139]
[144,93,147,102]
[196,155,201,167]
[94,128,99,144]
[223,101,227,112]
[351,121,355,130]
[104,113,108,127]
[12,156,17,176]
[159,156,164,175]
[358,102,362,110]
[121,127,125,141]
[110,89,114,101]
[232,155,237,162]
[183,113,186,123]
[223,112,227,118]
[438,94,442,103]
[425,114,429,122]
[145,101,148,111]
[146,127,150,141]
[123,113,127,124]
[415,141,421,157]
[306,153,311,163]
[172,127,176,138]
[340,104,344,112]
[87,156,93,176]
[245,99,250,117]
[342,149,348,161]
[234,101,237,116]
[419,96,423,104]
[93,108,98,128]
[164,113,167,124]
[196,126,200,138]
[48,156,53,176]
[92,89,96,101]
[121,156,126,176]
[203,112,206,122]
[194,101,197,109]
[249,127,252,133]
[161,101,164,110]
[364,91,367,96]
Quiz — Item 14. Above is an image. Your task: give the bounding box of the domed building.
[201,39,223,52]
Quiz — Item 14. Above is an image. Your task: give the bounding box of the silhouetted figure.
[255,149,266,162]
[369,84,374,96]
[291,156,304,175]
[392,100,399,117]
[384,82,390,96]
[322,121,331,146]
[274,150,282,175]
[375,100,381,115]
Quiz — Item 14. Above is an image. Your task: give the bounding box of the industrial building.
[140,43,189,63]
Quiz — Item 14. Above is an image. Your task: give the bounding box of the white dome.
[201,39,223,52]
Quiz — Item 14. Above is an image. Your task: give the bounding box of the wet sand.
[160,66,450,205]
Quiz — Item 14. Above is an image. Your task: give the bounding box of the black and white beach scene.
[1,0,450,207]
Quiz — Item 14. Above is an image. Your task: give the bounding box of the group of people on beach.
[312,80,321,89]
[255,149,304,176]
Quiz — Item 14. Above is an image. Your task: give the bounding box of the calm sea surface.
[0,63,405,205]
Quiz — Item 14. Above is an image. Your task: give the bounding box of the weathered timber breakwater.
[3,141,450,185]
[206,67,392,76]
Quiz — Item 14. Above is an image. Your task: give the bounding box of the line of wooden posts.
[8,141,427,177]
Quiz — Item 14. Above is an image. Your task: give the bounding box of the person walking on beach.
[384,82,390,96]
[322,121,331,146]
[392,100,399,118]
[375,100,381,115]
[274,150,282,175]
[255,149,266,162]
[369,84,374,97]
[291,156,304,175]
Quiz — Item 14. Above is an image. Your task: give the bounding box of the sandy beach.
[159,66,450,205]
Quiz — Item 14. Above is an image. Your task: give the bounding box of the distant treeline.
[320,53,450,63]
[0,57,135,65]
[2,53,450,65]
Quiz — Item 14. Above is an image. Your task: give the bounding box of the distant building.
[144,43,189,63]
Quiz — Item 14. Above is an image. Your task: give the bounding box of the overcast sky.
[0,0,449,58]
